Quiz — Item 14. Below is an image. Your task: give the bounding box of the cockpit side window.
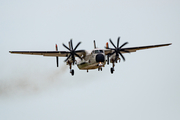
[99,50,103,53]
[94,50,103,53]
[95,50,98,53]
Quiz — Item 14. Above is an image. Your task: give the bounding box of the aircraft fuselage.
[77,49,106,70]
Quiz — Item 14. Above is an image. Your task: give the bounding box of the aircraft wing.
[9,50,86,57]
[121,43,172,53]
[105,43,172,54]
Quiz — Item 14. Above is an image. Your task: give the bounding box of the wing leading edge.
[121,43,172,53]
[9,50,86,57]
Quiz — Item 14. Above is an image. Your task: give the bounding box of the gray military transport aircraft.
[9,37,171,76]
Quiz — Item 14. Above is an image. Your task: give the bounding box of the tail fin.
[94,40,96,49]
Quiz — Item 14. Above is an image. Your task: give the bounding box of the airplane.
[9,37,172,76]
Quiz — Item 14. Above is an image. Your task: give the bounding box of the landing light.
[98,62,103,67]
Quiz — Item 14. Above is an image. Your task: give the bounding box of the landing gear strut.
[98,68,102,71]
[69,63,74,76]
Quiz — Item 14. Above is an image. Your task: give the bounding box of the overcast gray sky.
[0,0,180,120]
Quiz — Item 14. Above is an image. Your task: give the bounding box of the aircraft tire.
[71,69,74,76]
[110,68,114,74]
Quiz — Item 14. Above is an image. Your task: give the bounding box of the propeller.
[55,44,59,67]
[62,39,82,65]
[108,37,130,62]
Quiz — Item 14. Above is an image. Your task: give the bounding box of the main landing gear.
[70,69,74,76]
[68,63,74,76]
[110,62,115,74]
[110,67,114,74]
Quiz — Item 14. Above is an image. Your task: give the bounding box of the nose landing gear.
[98,67,102,71]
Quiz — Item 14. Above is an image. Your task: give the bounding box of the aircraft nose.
[96,54,105,62]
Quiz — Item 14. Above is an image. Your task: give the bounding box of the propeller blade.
[74,42,81,51]
[69,41,71,50]
[109,39,117,48]
[70,39,73,50]
[56,57,59,67]
[63,43,71,51]
[120,42,128,49]
[117,37,120,48]
[74,53,82,60]
[64,54,72,62]
[118,52,125,61]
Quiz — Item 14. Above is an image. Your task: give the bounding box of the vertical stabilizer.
[94,40,96,49]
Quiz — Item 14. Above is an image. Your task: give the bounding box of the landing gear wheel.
[110,67,114,74]
[98,68,102,71]
[70,69,74,76]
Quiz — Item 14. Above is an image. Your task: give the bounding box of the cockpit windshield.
[94,50,103,53]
